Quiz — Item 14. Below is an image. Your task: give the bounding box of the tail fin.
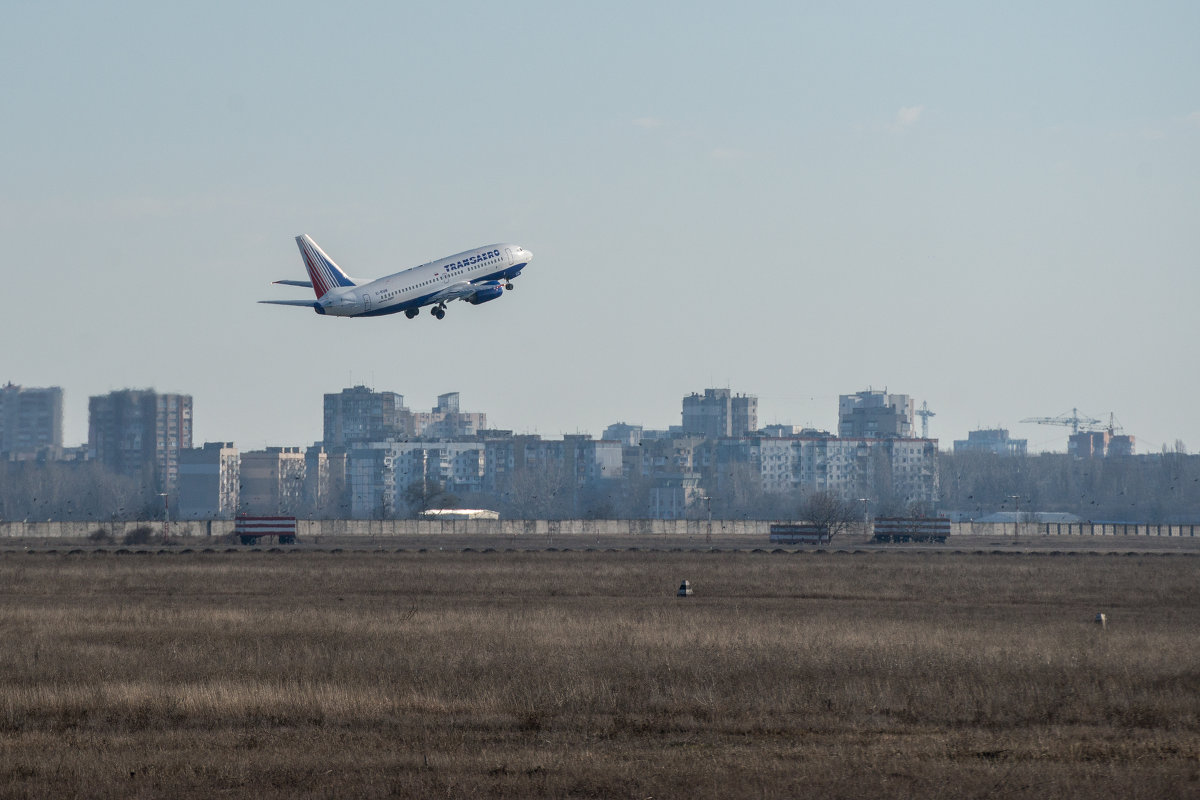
[296,235,357,299]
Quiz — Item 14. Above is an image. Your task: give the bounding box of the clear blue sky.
[3,1,1197,454]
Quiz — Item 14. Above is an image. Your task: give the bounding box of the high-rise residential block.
[412,392,487,438]
[681,388,758,438]
[838,389,915,438]
[88,389,192,492]
[323,386,410,448]
[0,383,63,457]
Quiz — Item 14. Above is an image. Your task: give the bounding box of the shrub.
[87,528,112,544]
[121,526,157,546]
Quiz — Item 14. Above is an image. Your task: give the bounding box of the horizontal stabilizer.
[258,299,320,308]
[273,279,313,288]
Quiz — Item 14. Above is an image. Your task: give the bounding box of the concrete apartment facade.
[0,383,63,458]
[838,389,915,438]
[681,388,758,438]
[88,389,192,493]
[239,447,306,515]
[954,428,1028,456]
[177,442,239,519]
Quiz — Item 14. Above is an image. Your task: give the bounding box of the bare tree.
[401,480,458,519]
[798,491,859,538]
[610,471,654,519]
[0,461,142,522]
[710,463,767,519]
[499,463,575,519]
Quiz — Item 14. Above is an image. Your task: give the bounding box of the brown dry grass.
[0,550,1197,798]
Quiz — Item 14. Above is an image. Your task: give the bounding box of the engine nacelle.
[467,285,504,305]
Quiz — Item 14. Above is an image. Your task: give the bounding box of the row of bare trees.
[938,450,1200,523]
[391,460,914,525]
[403,451,1200,524]
[0,462,152,522]
[8,450,1198,523]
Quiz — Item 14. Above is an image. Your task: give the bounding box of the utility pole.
[158,492,170,543]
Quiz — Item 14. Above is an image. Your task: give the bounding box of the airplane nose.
[523,248,533,262]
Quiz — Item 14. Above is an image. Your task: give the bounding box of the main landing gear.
[505,281,514,290]
[405,308,419,319]
[431,304,446,320]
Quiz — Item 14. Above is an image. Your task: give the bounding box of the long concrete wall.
[1,519,1198,540]
[0,519,770,540]
[956,521,1199,538]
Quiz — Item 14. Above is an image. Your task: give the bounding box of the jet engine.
[466,284,505,305]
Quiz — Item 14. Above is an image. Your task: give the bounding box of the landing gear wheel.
[405,308,418,319]
[505,282,514,290]
[433,306,446,320]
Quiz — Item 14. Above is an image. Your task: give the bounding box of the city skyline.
[0,378,1157,457]
[4,3,1198,455]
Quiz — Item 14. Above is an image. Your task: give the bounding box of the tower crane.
[1101,412,1124,436]
[916,401,935,439]
[1019,408,1102,434]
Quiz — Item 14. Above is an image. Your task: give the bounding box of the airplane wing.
[429,281,481,303]
[429,280,507,306]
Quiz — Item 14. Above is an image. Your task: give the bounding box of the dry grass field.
[0,549,1197,798]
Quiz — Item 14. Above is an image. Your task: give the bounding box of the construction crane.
[1101,412,1125,436]
[1019,408,1102,434]
[916,401,935,439]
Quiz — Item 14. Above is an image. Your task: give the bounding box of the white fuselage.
[317,243,533,317]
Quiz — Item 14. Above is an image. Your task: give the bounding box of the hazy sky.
[3,1,1197,454]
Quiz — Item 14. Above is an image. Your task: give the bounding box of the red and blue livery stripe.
[297,235,356,299]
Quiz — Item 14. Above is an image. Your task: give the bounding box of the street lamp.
[1008,494,1020,537]
[704,494,713,545]
[858,497,871,537]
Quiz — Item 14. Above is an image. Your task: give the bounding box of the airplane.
[260,235,534,320]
